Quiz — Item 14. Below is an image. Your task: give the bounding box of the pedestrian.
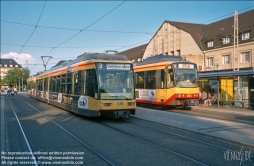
[14,87,17,95]
[7,87,10,96]
[200,89,207,106]
[205,92,212,106]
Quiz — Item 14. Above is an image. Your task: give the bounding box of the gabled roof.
[201,9,254,41]
[118,9,254,57]
[0,58,22,68]
[165,21,206,50]
[165,9,254,50]
[117,44,148,60]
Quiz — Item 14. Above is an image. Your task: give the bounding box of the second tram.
[27,52,136,118]
[134,55,199,108]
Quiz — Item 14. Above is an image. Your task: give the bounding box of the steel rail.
[15,97,116,166]
[8,100,38,166]
[97,121,209,166]
[125,117,254,159]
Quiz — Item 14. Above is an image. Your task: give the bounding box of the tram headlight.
[128,102,135,106]
[103,103,111,106]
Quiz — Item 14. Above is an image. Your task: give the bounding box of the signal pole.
[233,11,239,71]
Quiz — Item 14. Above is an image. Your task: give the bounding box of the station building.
[119,9,254,109]
[0,59,23,91]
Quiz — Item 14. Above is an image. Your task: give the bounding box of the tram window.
[38,80,42,91]
[135,72,144,89]
[66,73,72,94]
[50,77,56,92]
[61,74,66,93]
[56,77,61,92]
[85,69,98,98]
[167,69,174,88]
[74,71,81,95]
[37,81,40,91]
[161,69,165,89]
[145,71,156,89]
[44,78,48,91]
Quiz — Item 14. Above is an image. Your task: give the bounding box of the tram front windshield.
[174,68,198,88]
[96,63,135,100]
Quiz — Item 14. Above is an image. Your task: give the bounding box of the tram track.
[96,117,254,166]
[96,120,209,166]
[125,117,254,152]
[8,99,38,166]
[7,96,116,166]
[7,94,254,165]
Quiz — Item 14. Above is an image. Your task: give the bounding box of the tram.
[27,52,136,118]
[134,54,199,108]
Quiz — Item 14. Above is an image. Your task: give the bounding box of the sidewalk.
[133,106,254,148]
[192,105,254,116]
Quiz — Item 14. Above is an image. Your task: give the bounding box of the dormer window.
[207,41,213,48]
[10,65,13,67]
[242,32,250,40]
[4,64,7,67]
[222,37,230,44]
[15,65,18,67]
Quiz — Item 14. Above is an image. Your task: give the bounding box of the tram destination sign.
[96,63,131,70]
[172,63,195,69]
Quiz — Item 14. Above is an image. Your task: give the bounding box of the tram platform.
[192,105,254,116]
[133,105,254,148]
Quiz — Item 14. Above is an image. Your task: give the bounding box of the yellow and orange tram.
[134,55,199,108]
[27,52,136,118]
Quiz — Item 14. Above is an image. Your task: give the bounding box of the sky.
[1,1,254,76]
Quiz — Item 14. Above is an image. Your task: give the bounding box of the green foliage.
[2,68,30,87]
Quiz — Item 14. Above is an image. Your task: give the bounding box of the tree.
[2,68,30,90]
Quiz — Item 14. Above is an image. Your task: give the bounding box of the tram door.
[249,77,254,110]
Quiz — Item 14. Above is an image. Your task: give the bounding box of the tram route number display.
[135,89,156,101]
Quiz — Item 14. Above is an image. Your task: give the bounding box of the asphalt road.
[1,94,253,166]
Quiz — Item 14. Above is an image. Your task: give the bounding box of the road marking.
[1,96,5,153]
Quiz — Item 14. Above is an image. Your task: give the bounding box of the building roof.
[0,58,22,68]
[167,9,254,50]
[165,21,206,50]
[117,44,148,60]
[201,9,254,41]
[116,9,254,59]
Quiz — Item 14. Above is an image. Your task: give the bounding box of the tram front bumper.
[113,111,130,119]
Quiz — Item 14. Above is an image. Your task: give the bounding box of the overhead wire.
[1,19,153,35]
[2,3,254,74]
[45,0,127,56]
[18,1,47,55]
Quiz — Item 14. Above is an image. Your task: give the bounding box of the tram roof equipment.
[136,54,193,66]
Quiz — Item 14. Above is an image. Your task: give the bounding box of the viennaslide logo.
[224,146,252,165]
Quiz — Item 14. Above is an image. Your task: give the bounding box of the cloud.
[0,52,36,67]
